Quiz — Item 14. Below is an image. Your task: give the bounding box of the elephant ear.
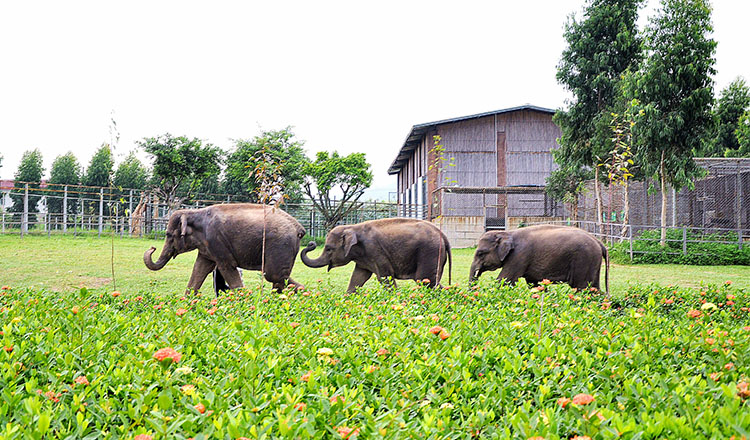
[343,229,358,257]
[496,234,514,262]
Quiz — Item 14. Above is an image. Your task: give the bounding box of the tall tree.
[114,152,149,190]
[629,0,716,245]
[223,128,307,202]
[140,133,222,210]
[9,149,45,225]
[554,0,644,222]
[303,151,373,232]
[84,144,114,187]
[47,152,82,216]
[735,111,750,158]
[697,77,750,157]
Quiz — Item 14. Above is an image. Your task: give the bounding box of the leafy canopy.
[140,133,222,208]
[303,151,373,231]
[554,0,644,169]
[10,149,45,215]
[47,152,82,214]
[223,128,307,202]
[698,77,750,157]
[735,111,750,158]
[629,0,716,190]
[84,144,114,188]
[113,152,149,190]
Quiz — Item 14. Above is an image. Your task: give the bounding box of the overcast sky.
[1,0,748,199]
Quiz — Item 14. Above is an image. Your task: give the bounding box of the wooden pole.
[63,185,68,234]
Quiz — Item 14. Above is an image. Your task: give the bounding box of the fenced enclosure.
[0,182,409,239]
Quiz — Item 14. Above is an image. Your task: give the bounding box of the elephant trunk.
[469,260,482,283]
[144,246,172,271]
[300,241,328,268]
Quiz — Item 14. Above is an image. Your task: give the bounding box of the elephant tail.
[446,239,452,285]
[600,241,610,296]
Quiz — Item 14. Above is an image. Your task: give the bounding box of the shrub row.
[610,228,750,265]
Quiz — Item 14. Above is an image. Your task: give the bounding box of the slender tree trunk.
[660,151,667,247]
[594,167,603,226]
[620,181,630,241]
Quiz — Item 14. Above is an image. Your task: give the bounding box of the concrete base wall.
[435,216,485,248]
[507,216,564,230]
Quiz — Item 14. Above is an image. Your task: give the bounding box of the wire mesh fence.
[0,182,410,239]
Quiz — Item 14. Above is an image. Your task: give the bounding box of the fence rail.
[0,182,414,239]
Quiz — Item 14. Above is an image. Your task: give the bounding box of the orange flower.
[429,326,444,335]
[207,307,217,315]
[193,403,205,414]
[111,291,121,297]
[571,436,591,440]
[557,397,571,408]
[134,435,153,440]
[290,322,300,329]
[528,437,546,440]
[725,362,735,370]
[294,402,306,411]
[705,338,716,345]
[176,308,188,317]
[710,372,720,381]
[540,279,552,286]
[74,375,90,386]
[376,348,389,356]
[737,382,750,399]
[153,347,182,363]
[439,329,450,340]
[687,309,702,318]
[572,393,594,405]
[335,426,360,439]
[330,395,344,405]
[4,345,13,353]
[663,298,674,305]
[301,370,312,382]
[1,286,10,290]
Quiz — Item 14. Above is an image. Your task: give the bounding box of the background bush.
[610,228,750,265]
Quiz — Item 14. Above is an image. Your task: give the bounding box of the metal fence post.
[682,226,687,255]
[22,183,29,237]
[63,185,68,234]
[47,212,51,237]
[739,229,744,251]
[98,188,104,237]
[628,225,633,261]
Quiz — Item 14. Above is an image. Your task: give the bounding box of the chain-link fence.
[0,182,410,239]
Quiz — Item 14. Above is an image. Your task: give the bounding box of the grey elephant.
[144,203,305,294]
[469,225,609,294]
[300,218,452,293]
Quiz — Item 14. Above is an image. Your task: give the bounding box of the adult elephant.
[144,203,305,294]
[300,218,452,293]
[469,225,609,294]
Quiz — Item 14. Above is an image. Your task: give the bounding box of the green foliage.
[611,228,750,265]
[47,152,82,215]
[0,275,749,438]
[629,0,716,191]
[698,77,750,157]
[83,144,114,188]
[223,128,307,202]
[303,151,373,231]
[113,152,149,190]
[139,133,222,209]
[733,111,750,158]
[554,0,644,171]
[9,149,45,216]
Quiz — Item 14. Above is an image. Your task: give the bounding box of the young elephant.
[144,203,305,294]
[469,225,609,294]
[300,218,452,293]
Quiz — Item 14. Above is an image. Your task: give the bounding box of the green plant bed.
[611,228,750,265]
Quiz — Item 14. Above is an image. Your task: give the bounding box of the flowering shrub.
[0,279,748,438]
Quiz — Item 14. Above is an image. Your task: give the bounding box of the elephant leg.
[216,263,243,290]
[497,267,520,286]
[186,255,216,294]
[347,266,373,293]
[271,277,304,293]
[377,276,397,290]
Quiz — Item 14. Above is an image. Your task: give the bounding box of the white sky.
[1,1,748,199]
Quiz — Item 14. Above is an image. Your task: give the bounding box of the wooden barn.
[388,105,564,247]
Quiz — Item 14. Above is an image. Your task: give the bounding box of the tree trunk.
[660,151,667,247]
[620,180,630,241]
[594,167,603,226]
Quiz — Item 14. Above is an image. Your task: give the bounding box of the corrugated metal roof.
[388,104,556,175]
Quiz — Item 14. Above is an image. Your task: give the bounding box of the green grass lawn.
[0,235,748,293]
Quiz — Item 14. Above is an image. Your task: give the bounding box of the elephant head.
[469,231,514,282]
[300,226,358,271]
[144,210,202,271]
